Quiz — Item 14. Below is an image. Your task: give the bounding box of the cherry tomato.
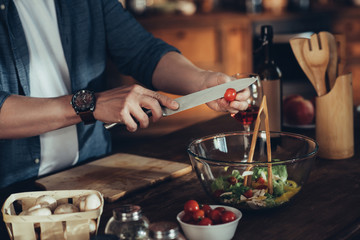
[198,217,213,226]
[227,176,238,185]
[224,88,237,102]
[181,213,193,223]
[209,209,222,224]
[243,189,253,198]
[201,204,212,217]
[192,209,205,221]
[184,200,199,214]
[254,184,268,190]
[214,207,226,213]
[221,211,236,223]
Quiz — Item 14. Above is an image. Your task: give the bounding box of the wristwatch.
[71,89,96,125]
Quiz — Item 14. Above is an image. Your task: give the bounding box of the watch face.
[73,90,95,112]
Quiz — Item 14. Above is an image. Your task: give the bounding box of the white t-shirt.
[14,0,79,176]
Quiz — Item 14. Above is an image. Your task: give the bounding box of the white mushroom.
[75,195,86,209]
[77,194,101,212]
[28,204,43,211]
[54,203,79,214]
[35,195,57,212]
[19,207,52,217]
[89,219,97,235]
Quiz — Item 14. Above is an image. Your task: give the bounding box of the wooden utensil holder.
[316,73,354,159]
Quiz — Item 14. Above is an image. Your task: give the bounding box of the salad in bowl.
[187,131,318,210]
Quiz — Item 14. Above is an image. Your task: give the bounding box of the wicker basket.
[1,190,104,240]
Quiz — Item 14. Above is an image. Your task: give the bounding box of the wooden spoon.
[290,38,316,90]
[335,34,347,75]
[320,31,337,90]
[303,33,329,96]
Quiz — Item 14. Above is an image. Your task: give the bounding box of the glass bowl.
[187,131,318,210]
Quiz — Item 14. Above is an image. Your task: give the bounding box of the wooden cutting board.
[36,153,192,202]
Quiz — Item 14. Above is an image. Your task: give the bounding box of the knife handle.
[103,108,152,130]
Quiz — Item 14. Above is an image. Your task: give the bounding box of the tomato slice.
[224,88,236,102]
[227,176,238,185]
[243,189,253,198]
[213,189,224,198]
[257,177,266,184]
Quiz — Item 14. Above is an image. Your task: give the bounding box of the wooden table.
[1,112,360,240]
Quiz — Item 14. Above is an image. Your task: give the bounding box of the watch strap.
[79,111,96,125]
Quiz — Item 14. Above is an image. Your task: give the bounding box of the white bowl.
[176,205,242,240]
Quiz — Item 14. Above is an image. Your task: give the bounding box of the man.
[0,0,249,188]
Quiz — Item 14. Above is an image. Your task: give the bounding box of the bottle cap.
[113,204,142,222]
[149,221,180,239]
[261,25,273,42]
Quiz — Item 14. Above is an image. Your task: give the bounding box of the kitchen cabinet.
[151,27,218,70]
[135,10,360,105]
[332,9,360,105]
[138,13,253,75]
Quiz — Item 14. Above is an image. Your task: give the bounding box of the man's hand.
[200,71,250,114]
[94,84,179,132]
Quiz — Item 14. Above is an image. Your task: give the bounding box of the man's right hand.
[94,84,179,132]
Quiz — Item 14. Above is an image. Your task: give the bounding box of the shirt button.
[0,4,5,10]
[34,158,40,164]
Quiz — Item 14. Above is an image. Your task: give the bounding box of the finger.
[235,88,251,101]
[130,106,151,129]
[120,110,139,132]
[229,100,249,112]
[147,90,179,110]
[135,94,162,122]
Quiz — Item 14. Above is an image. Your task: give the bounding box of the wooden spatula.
[320,31,338,90]
[290,38,316,89]
[335,34,347,75]
[303,33,329,96]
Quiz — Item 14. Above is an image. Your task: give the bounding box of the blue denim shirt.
[0,0,178,188]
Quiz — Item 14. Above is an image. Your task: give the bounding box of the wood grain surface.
[36,153,192,202]
[2,112,359,240]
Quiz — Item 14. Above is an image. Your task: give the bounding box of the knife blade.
[104,76,257,129]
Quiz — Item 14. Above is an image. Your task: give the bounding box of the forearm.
[152,52,210,95]
[152,51,250,114]
[0,94,81,139]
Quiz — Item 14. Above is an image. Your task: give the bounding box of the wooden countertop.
[1,111,360,239]
[106,111,360,240]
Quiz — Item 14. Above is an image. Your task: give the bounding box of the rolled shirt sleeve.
[0,91,11,109]
[102,0,180,90]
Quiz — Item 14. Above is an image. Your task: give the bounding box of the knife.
[103,76,257,129]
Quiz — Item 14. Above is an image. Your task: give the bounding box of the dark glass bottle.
[256,25,282,131]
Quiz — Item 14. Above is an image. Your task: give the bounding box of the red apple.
[283,95,315,125]
[283,94,303,109]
